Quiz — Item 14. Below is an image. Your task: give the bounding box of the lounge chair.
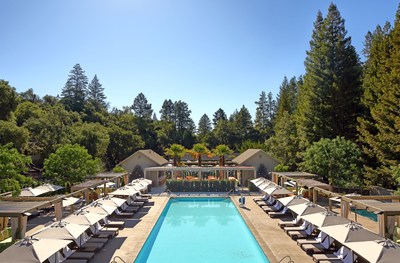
[301,234,333,255]
[113,209,135,217]
[63,260,88,263]
[287,223,315,240]
[79,242,104,252]
[67,251,95,260]
[297,231,325,246]
[284,220,309,233]
[278,216,301,229]
[313,246,357,263]
[87,237,108,244]
[253,194,268,202]
[105,220,125,229]
[269,206,290,218]
[263,201,283,213]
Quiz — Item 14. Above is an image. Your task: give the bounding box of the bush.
[166,180,236,192]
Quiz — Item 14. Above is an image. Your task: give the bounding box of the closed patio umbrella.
[345,239,400,263]
[319,221,384,244]
[0,236,72,263]
[300,210,351,228]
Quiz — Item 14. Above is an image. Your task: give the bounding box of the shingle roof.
[232,149,278,164]
[119,149,168,166]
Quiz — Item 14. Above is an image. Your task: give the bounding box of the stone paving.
[89,194,315,263]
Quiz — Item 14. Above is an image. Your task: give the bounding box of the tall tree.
[357,9,400,188]
[132,92,153,119]
[87,74,107,109]
[234,105,254,141]
[275,76,298,120]
[159,99,175,122]
[296,5,362,152]
[0,80,19,121]
[174,100,194,132]
[20,88,42,104]
[61,64,89,112]
[254,91,276,138]
[212,108,227,127]
[198,114,212,136]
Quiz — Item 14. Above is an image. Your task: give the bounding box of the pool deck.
[232,196,314,263]
[91,195,315,263]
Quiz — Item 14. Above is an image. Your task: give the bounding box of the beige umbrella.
[277,195,309,207]
[62,209,106,234]
[109,186,138,196]
[20,187,48,197]
[96,196,128,210]
[258,181,275,191]
[0,236,72,263]
[319,221,384,244]
[301,210,351,228]
[33,221,89,246]
[345,239,400,263]
[34,184,64,192]
[82,202,116,215]
[251,177,266,187]
[265,186,292,195]
[288,202,326,216]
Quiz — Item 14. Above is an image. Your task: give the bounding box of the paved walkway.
[92,196,169,263]
[89,195,314,263]
[232,196,314,263]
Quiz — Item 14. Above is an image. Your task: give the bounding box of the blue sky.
[0,1,398,124]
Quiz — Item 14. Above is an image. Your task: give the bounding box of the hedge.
[166,180,236,192]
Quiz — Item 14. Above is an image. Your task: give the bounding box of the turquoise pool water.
[351,208,378,222]
[134,198,270,263]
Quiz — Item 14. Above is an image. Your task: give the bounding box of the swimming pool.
[134,198,270,263]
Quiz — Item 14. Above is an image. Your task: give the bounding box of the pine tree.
[132,92,153,119]
[358,7,400,188]
[159,99,175,122]
[254,91,275,138]
[61,64,88,112]
[276,76,298,120]
[198,114,212,136]
[88,75,107,109]
[174,100,194,132]
[212,108,227,127]
[234,105,254,141]
[296,4,362,152]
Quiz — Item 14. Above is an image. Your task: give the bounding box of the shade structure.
[288,202,326,217]
[33,221,89,246]
[63,209,106,226]
[319,222,384,244]
[345,239,400,263]
[251,177,266,187]
[126,182,146,191]
[109,186,138,197]
[96,196,128,210]
[19,187,48,197]
[265,186,292,195]
[34,184,64,192]
[83,202,116,215]
[62,197,80,207]
[300,210,351,228]
[133,178,152,186]
[0,236,72,263]
[277,195,309,207]
[258,181,275,191]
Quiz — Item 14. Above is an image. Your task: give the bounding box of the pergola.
[0,172,127,241]
[144,165,256,186]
